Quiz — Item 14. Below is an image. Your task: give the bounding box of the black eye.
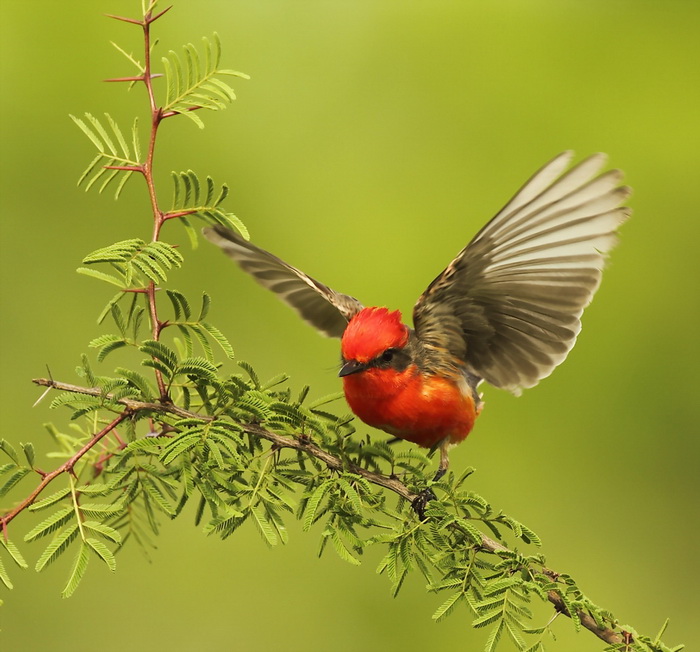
[381,349,395,363]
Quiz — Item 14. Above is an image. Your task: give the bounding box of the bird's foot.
[432,468,446,483]
[411,468,447,519]
[411,487,436,520]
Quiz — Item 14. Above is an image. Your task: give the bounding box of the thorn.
[104,13,143,26]
[32,386,52,408]
[103,74,161,83]
[148,5,174,24]
[104,75,145,83]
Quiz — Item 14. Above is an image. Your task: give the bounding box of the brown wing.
[203,225,363,338]
[413,151,631,394]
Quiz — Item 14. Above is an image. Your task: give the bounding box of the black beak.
[339,359,366,377]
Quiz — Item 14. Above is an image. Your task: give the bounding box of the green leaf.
[140,340,178,372]
[175,356,218,379]
[308,392,345,409]
[337,477,363,514]
[251,506,277,546]
[115,367,155,400]
[35,524,80,572]
[0,439,20,464]
[70,113,139,199]
[485,621,505,652]
[303,481,331,531]
[0,467,31,497]
[328,528,361,566]
[79,502,125,520]
[83,521,122,544]
[61,540,90,598]
[24,505,75,542]
[160,432,202,465]
[0,537,28,569]
[166,289,192,321]
[523,643,545,652]
[142,479,176,517]
[505,621,527,651]
[238,361,259,388]
[162,33,248,123]
[459,519,485,546]
[86,537,117,571]
[83,239,182,286]
[0,555,13,589]
[472,609,504,629]
[21,442,35,468]
[432,590,464,622]
[200,322,234,359]
[28,487,72,511]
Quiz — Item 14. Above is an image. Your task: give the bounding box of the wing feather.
[413,152,631,393]
[203,226,363,338]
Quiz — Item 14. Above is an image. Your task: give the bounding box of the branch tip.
[148,5,174,24]
[104,13,143,26]
[104,75,145,83]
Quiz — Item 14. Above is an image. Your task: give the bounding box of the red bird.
[204,152,630,479]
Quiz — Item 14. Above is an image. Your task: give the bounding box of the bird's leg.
[432,440,450,482]
[411,439,450,519]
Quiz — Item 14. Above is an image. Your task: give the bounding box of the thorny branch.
[17,377,626,647]
[1,412,129,532]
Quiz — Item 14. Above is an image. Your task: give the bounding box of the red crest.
[341,307,409,363]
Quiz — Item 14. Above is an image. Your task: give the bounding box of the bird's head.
[339,307,409,377]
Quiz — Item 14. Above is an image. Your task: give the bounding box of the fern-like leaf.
[169,170,248,239]
[82,239,183,288]
[0,537,28,570]
[70,113,141,199]
[139,340,179,374]
[35,524,80,572]
[61,540,90,598]
[86,537,117,571]
[24,506,75,542]
[161,33,249,127]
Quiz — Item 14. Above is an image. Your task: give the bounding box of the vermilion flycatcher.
[204,151,630,479]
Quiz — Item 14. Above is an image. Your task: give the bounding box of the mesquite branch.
[19,377,625,647]
[103,5,187,400]
[1,413,130,532]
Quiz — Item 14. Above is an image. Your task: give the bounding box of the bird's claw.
[412,486,437,520]
[411,468,447,519]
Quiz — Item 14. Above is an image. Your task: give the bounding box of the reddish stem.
[162,209,198,221]
[104,165,143,172]
[131,5,170,399]
[1,413,130,535]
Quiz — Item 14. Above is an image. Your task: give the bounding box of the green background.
[1,1,698,650]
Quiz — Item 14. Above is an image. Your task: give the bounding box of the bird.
[203,151,630,485]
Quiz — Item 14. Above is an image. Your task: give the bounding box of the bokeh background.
[1,1,698,650]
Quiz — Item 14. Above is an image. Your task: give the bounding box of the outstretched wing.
[203,225,363,338]
[413,151,631,394]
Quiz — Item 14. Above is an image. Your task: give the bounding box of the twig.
[1,413,129,531]
[28,377,624,645]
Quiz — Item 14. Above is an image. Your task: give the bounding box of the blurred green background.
[1,1,698,650]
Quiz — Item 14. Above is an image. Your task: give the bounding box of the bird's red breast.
[339,306,478,448]
[342,364,477,448]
